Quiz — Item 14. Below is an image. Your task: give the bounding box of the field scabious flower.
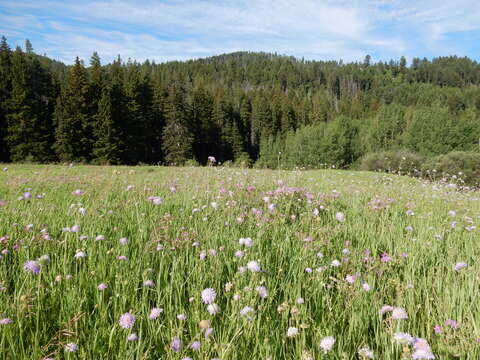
[287,327,299,338]
[320,336,335,353]
[412,338,435,359]
[358,346,374,358]
[201,288,217,304]
[64,343,79,352]
[247,260,261,272]
[190,341,201,350]
[454,262,467,271]
[393,332,414,345]
[24,260,41,275]
[0,318,12,325]
[127,333,138,341]
[149,307,163,319]
[119,312,136,329]
[171,336,182,352]
[392,307,408,320]
[97,283,108,291]
[335,212,345,222]
[207,304,220,315]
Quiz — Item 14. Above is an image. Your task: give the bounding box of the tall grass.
[0,165,479,359]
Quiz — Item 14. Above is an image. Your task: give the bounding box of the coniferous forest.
[1,36,480,168]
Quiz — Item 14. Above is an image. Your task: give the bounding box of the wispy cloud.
[0,0,478,64]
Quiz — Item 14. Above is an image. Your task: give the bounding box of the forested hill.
[1,36,480,167]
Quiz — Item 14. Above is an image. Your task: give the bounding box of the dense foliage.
[0,36,479,165]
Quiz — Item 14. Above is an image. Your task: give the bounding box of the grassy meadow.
[0,164,479,359]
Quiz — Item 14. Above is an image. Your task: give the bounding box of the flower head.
[149,307,163,319]
[23,260,40,275]
[201,288,217,304]
[119,312,136,329]
[320,336,335,353]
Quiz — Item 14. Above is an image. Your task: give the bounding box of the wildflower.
[296,298,305,304]
[287,327,299,338]
[190,341,201,350]
[207,304,220,315]
[119,237,129,245]
[362,282,371,291]
[70,225,80,232]
[24,260,41,275]
[239,237,253,247]
[345,274,358,284]
[331,259,341,267]
[256,286,268,299]
[379,305,394,314]
[393,332,414,345]
[247,260,261,272]
[119,312,136,329]
[412,338,435,359]
[204,327,214,339]
[201,288,217,304]
[335,212,345,222]
[64,343,79,352]
[454,262,467,271]
[320,336,335,353]
[433,325,442,334]
[74,251,86,259]
[381,253,392,263]
[171,336,182,352]
[392,307,408,320]
[23,192,32,199]
[117,255,128,261]
[97,283,108,291]
[149,307,163,319]
[72,189,84,196]
[234,250,244,258]
[143,280,155,287]
[448,210,456,217]
[126,185,134,191]
[95,235,105,241]
[445,319,459,329]
[406,210,415,216]
[177,314,187,321]
[38,254,50,265]
[240,306,254,316]
[358,346,374,358]
[127,333,138,341]
[0,318,12,325]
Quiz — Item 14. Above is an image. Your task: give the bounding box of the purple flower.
[0,318,12,325]
[445,319,459,329]
[74,251,86,259]
[207,304,220,315]
[320,336,335,353]
[23,260,40,275]
[454,262,467,271]
[287,327,299,337]
[412,338,435,359]
[97,283,108,291]
[393,332,414,345]
[149,307,163,319]
[247,260,261,272]
[177,314,187,321]
[201,288,217,304]
[335,212,345,222]
[64,343,78,352]
[204,327,214,340]
[240,306,254,317]
[190,341,201,350]
[127,333,138,341]
[379,305,394,314]
[255,286,268,299]
[119,312,136,329]
[391,307,408,320]
[171,336,182,352]
[433,325,442,334]
[119,237,129,245]
[143,280,155,287]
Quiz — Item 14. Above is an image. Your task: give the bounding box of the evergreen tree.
[161,83,193,165]
[0,36,12,161]
[54,57,91,162]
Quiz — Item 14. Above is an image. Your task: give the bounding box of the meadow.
[0,164,479,359]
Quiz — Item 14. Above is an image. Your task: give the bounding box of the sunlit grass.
[0,164,479,359]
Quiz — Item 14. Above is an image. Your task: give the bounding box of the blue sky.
[1,0,479,65]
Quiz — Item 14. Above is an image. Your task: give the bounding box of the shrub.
[360,151,425,176]
[422,151,480,187]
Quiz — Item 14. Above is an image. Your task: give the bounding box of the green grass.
[0,164,479,359]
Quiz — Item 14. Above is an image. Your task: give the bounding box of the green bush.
[422,151,480,187]
[360,151,425,176]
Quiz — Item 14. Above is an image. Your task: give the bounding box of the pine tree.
[0,36,12,161]
[161,83,193,165]
[54,57,91,162]
[92,84,125,164]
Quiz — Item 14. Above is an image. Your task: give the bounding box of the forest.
[0,36,479,168]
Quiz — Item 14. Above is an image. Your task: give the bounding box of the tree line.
[0,36,479,166]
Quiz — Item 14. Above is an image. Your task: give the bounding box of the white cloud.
[0,0,478,64]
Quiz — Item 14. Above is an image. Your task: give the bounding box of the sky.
[0,0,479,65]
